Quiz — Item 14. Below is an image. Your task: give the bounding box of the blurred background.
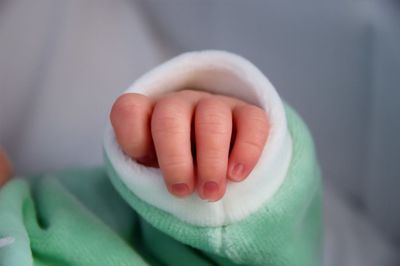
[0,0,399,265]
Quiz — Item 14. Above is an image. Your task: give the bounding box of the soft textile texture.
[0,51,322,265]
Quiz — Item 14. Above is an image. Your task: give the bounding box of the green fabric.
[0,104,322,266]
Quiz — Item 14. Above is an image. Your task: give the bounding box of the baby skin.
[110,89,269,202]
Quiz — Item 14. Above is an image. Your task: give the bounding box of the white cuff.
[103,50,292,226]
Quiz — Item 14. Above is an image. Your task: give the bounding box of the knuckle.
[242,105,269,135]
[152,115,185,135]
[196,98,230,135]
[152,99,188,135]
[111,94,147,120]
[197,115,230,135]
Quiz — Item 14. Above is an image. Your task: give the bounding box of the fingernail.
[203,181,219,200]
[230,163,245,181]
[171,183,190,197]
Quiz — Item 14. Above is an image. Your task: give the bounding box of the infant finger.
[151,96,195,198]
[110,93,157,165]
[228,105,269,182]
[195,98,232,202]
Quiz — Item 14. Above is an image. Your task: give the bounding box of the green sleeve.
[106,103,323,266]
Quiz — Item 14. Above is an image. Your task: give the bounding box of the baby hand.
[110,89,269,201]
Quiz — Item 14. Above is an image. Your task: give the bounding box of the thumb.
[0,148,12,187]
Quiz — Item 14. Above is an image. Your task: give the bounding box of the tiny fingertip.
[170,183,191,198]
[228,163,246,182]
